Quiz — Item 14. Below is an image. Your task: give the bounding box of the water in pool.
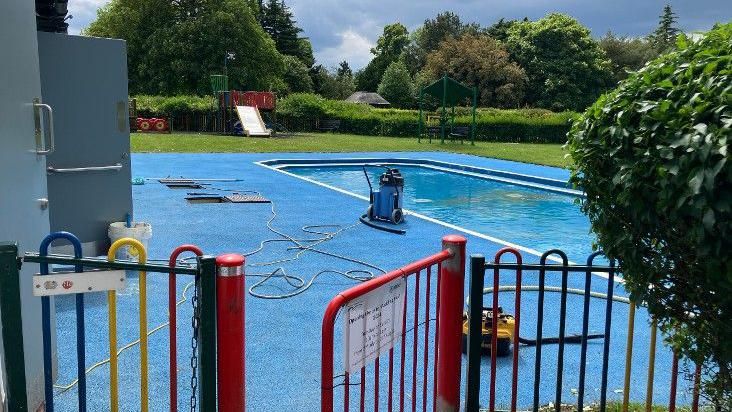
[283,165,598,263]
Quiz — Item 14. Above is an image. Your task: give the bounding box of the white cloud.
[67,0,110,34]
[316,29,374,71]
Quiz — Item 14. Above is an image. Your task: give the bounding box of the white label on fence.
[33,270,126,296]
[344,277,406,373]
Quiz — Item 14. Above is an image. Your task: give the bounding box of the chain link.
[190,275,200,412]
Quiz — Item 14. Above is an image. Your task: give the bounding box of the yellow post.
[106,288,118,412]
[108,238,148,412]
[646,319,658,412]
[622,303,636,412]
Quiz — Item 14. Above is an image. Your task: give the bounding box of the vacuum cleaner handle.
[362,165,373,195]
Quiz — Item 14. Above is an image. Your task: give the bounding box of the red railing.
[321,235,467,412]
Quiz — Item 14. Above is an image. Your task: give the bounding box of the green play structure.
[418,75,477,145]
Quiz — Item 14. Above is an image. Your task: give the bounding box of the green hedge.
[133,95,215,116]
[278,93,578,143]
[133,93,578,143]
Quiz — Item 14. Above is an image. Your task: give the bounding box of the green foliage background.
[276,93,576,142]
[86,0,284,95]
[567,23,732,404]
[506,13,614,111]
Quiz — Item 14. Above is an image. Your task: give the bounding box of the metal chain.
[190,274,200,412]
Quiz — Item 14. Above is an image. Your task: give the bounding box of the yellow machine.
[461,307,514,357]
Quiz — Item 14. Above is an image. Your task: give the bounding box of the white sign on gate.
[344,277,406,373]
[33,270,127,296]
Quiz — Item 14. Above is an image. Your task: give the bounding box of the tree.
[567,23,732,406]
[420,34,526,108]
[337,61,352,78]
[282,55,313,94]
[506,13,613,111]
[310,65,355,99]
[484,18,518,42]
[650,4,681,52]
[599,32,658,83]
[402,11,480,75]
[260,0,313,66]
[377,61,414,108]
[86,0,284,95]
[356,23,409,92]
[296,38,315,68]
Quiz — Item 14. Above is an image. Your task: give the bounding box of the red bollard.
[436,235,467,412]
[216,254,246,412]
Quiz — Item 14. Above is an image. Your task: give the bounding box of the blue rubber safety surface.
[51,152,697,411]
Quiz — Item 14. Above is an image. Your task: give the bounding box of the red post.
[168,245,203,412]
[436,235,467,412]
[216,254,246,412]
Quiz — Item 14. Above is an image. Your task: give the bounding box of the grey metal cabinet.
[37,33,132,255]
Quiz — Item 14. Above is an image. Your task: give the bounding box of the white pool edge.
[255,159,622,284]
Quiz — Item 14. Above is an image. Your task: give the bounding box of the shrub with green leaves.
[278,93,577,142]
[134,95,215,116]
[567,23,732,405]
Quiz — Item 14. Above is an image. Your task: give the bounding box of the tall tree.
[506,13,613,111]
[337,61,352,78]
[402,11,480,75]
[599,32,658,83]
[86,0,284,95]
[310,65,355,99]
[485,18,518,42]
[281,54,313,94]
[650,4,681,52]
[377,60,414,108]
[421,34,526,108]
[356,23,409,91]
[260,0,313,66]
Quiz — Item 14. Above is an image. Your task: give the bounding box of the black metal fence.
[463,247,703,412]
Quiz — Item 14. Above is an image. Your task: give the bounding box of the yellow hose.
[646,319,657,412]
[108,238,147,412]
[622,303,636,412]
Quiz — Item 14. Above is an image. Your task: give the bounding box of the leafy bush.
[567,23,732,405]
[134,95,215,116]
[278,93,577,142]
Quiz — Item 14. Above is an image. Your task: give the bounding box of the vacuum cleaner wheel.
[391,209,404,224]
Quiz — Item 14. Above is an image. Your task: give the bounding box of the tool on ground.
[359,164,406,234]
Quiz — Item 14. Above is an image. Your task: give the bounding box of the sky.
[68,0,731,70]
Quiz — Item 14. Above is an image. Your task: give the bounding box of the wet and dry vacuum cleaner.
[360,165,407,234]
[461,306,605,356]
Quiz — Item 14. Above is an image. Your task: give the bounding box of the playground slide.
[235,105,271,137]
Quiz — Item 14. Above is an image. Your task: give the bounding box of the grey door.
[0,2,52,409]
[38,33,132,255]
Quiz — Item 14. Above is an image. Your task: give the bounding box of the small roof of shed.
[345,92,391,106]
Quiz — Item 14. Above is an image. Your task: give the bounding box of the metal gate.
[321,235,467,412]
[0,231,247,411]
[463,247,704,412]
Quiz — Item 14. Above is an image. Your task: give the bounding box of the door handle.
[47,163,123,174]
[33,99,55,155]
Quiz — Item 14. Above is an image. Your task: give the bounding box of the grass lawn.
[131,132,570,168]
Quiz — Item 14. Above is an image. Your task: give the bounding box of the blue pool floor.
[50,152,698,411]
